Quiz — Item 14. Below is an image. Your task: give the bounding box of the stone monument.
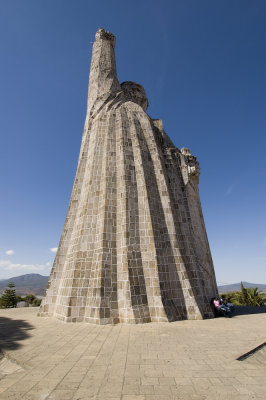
[39,28,218,324]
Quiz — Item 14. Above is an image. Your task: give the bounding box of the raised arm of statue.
[87,28,121,106]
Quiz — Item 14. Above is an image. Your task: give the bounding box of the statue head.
[121,81,148,111]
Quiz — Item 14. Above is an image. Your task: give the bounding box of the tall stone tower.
[39,28,218,324]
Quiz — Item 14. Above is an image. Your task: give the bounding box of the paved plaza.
[0,308,265,400]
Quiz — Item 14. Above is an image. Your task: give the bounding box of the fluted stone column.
[39,28,218,324]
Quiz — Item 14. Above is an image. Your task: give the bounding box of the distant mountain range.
[218,281,266,293]
[0,274,265,296]
[0,273,49,296]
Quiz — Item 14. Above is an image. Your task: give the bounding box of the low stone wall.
[233,305,266,315]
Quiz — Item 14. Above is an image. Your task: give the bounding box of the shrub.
[18,294,41,307]
[32,298,42,307]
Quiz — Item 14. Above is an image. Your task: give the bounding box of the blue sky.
[0,0,265,284]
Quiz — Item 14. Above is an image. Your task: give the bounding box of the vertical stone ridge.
[116,108,135,322]
[75,116,107,323]
[160,144,214,317]
[153,125,214,318]
[132,114,188,320]
[139,116,204,319]
[179,151,218,302]
[176,157,213,317]
[82,113,110,323]
[120,107,151,323]
[99,111,119,324]
[129,111,168,322]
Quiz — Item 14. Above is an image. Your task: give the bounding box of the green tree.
[235,282,249,305]
[246,287,266,306]
[0,282,17,308]
[234,283,266,306]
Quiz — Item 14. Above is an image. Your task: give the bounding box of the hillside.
[0,274,49,296]
[218,281,266,293]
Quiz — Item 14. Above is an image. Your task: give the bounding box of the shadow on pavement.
[0,317,34,352]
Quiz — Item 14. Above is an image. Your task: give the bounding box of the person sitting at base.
[212,297,231,317]
[220,297,235,312]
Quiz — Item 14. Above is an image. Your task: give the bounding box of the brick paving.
[0,308,266,399]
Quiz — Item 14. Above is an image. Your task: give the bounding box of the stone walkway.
[0,308,265,400]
